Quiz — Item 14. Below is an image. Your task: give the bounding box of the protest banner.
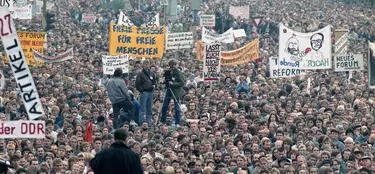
[32,48,74,63]
[202,27,234,43]
[203,43,221,81]
[0,7,45,120]
[0,121,45,138]
[200,15,215,27]
[269,57,303,78]
[12,4,32,19]
[279,23,332,70]
[109,25,166,58]
[334,29,349,55]
[233,29,246,38]
[11,31,46,66]
[229,6,249,19]
[334,54,364,72]
[82,13,96,23]
[118,11,134,26]
[369,42,375,88]
[143,13,160,27]
[166,32,194,50]
[197,39,259,66]
[102,54,129,75]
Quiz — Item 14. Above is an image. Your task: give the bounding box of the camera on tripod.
[162,69,172,85]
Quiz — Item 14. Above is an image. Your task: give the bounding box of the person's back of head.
[114,128,128,141]
[113,68,123,78]
[318,166,334,174]
[164,166,175,174]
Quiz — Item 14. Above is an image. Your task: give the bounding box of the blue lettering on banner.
[307,59,329,67]
[280,58,300,67]
[116,47,158,55]
[273,69,301,77]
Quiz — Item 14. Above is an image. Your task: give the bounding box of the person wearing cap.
[161,59,185,126]
[105,68,136,129]
[90,128,142,174]
[135,60,157,126]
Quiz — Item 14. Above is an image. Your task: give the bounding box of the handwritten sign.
[229,6,249,19]
[334,54,364,72]
[0,121,45,138]
[0,7,45,120]
[200,15,215,27]
[82,13,96,23]
[12,4,32,20]
[202,27,234,43]
[17,32,45,66]
[109,25,166,58]
[102,54,129,75]
[197,39,259,66]
[166,32,194,50]
[203,43,221,81]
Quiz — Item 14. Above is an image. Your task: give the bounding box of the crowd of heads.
[0,0,374,173]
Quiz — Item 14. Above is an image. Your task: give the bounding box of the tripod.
[158,86,182,125]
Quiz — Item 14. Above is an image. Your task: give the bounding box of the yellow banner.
[109,24,166,58]
[5,32,45,66]
[197,39,259,66]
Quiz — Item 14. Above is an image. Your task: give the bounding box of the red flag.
[84,122,93,143]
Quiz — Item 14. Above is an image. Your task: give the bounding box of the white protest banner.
[202,27,234,43]
[12,4,32,20]
[269,57,303,78]
[279,23,332,70]
[203,43,221,81]
[102,54,129,75]
[0,7,44,120]
[144,13,160,27]
[229,6,249,19]
[233,29,246,38]
[0,121,45,138]
[200,15,215,27]
[334,54,364,72]
[166,32,194,50]
[82,13,96,23]
[32,48,74,63]
[15,0,26,7]
[118,11,134,26]
[334,29,349,55]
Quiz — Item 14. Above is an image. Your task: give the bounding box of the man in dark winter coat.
[135,60,157,126]
[90,128,143,174]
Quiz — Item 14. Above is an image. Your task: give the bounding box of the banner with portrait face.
[279,23,332,70]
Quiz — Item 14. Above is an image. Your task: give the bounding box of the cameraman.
[161,59,185,126]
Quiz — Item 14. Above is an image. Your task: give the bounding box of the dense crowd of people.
[0,0,374,173]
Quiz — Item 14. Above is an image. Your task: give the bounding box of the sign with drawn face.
[279,23,332,70]
[145,13,159,27]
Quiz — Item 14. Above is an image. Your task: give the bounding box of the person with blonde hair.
[164,166,175,174]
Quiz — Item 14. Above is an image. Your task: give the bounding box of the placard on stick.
[203,43,221,81]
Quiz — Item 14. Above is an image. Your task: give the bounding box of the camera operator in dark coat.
[90,128,142,174]
[161,59,185,126]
